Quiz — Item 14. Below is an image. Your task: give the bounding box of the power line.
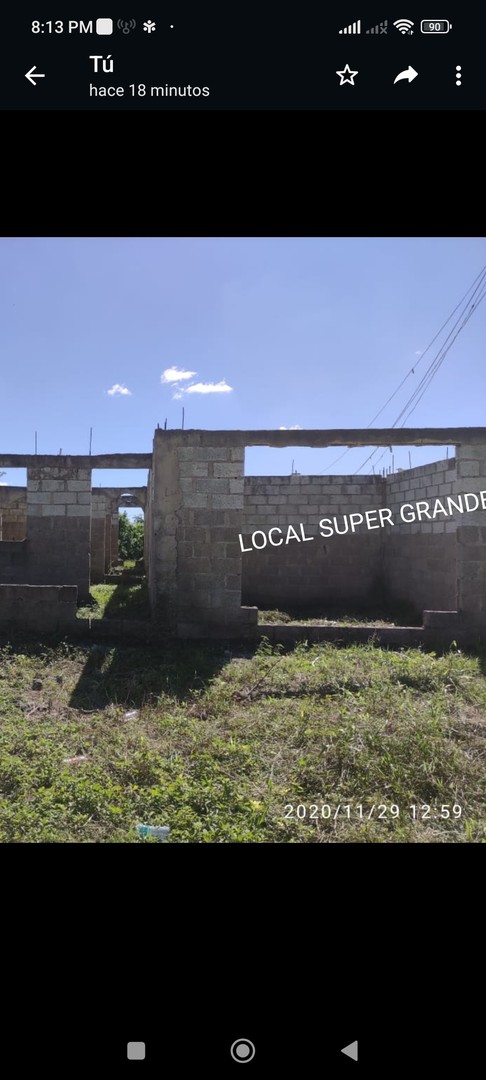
[322,262,486,473]
[354,272,486,474]
[392,270,486,428]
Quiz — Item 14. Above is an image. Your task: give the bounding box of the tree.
[118,511,144,562]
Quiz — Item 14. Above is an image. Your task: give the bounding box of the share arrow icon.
[394,66,418,84]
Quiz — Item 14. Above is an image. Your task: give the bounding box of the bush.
[119,512,144,561]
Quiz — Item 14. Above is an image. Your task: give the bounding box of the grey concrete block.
[185,448,232,461]
[194,478,231,493]
[41,480,66,492]
[183,494,208,508]
[51,492,77,504]
[212,463,242,477]
[179,462,209,477]
[41,504,66,516]
[212,495,243,509]
[66,505,91,517]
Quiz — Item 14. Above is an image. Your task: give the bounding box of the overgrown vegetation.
[77,582,150,620]
[258,607,419,626]
[118,512,144,562]
[0,636,485,843]
[258,610,397,626]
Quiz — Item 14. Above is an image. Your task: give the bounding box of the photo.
[1,235,485,844]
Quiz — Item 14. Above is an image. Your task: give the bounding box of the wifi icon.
[393,18,414,34]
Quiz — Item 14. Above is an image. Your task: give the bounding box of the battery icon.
[420,20,452,33]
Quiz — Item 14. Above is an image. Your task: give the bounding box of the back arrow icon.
[25,65,46,86]
[394,66,418,84]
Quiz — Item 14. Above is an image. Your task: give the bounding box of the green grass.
[258,609,399,626]
[77,582,150,620]
[0,636,485,843]
[108,560,138,573]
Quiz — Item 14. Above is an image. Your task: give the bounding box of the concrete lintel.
[153,428,486,449]
[0,454,152,469]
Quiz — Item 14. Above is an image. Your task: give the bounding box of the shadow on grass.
[68,640,231,712]
[102,581,150,619]
[76,581,150,621]
[476,648,486,680]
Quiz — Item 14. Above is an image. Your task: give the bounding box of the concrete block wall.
[386,459,458,534]
[0,540,28,584]
[241,475,386,611]
[0,487,27,541]
[26,465,92,601]
[0,584,78,633]
[1,433,485,637]
[456,444,486,624]
[150,430,257,637]
[384,458,458,616]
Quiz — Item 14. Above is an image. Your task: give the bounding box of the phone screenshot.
[0,10,482,1078]
[0,10,483,109]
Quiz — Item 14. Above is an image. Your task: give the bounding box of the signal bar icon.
[339,19,361,34]
[366,19,388,34]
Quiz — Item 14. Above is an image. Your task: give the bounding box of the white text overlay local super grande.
[238,491,486,552]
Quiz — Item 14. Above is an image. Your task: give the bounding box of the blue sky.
[1,236,485,511]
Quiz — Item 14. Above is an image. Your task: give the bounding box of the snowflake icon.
[143,20,156,34]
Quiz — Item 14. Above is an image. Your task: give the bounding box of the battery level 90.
[420,20,452,33]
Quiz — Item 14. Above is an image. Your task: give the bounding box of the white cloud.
[279,424,302,430]
[173,392,183,400]
[184,380,233,395]
[161,366,197,384]
[107,384,132,396]
[414,350,423,356]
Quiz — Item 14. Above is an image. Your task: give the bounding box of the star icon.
[336,63,358,85]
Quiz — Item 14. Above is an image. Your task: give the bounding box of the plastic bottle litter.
[123,710,140,720]
[136,824,170,842]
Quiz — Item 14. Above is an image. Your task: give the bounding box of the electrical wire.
[354,273,486,474]
[322,262,486,473]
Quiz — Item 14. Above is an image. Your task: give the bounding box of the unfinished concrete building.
[1,427,486,644]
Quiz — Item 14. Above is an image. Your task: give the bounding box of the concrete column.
[103,513,112,570]
[90,493,106,583]
[111,510,119,565]
[456,444,486,627]
[26,465,92,601]
[144,470,152,577]
[151,430,257,638]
